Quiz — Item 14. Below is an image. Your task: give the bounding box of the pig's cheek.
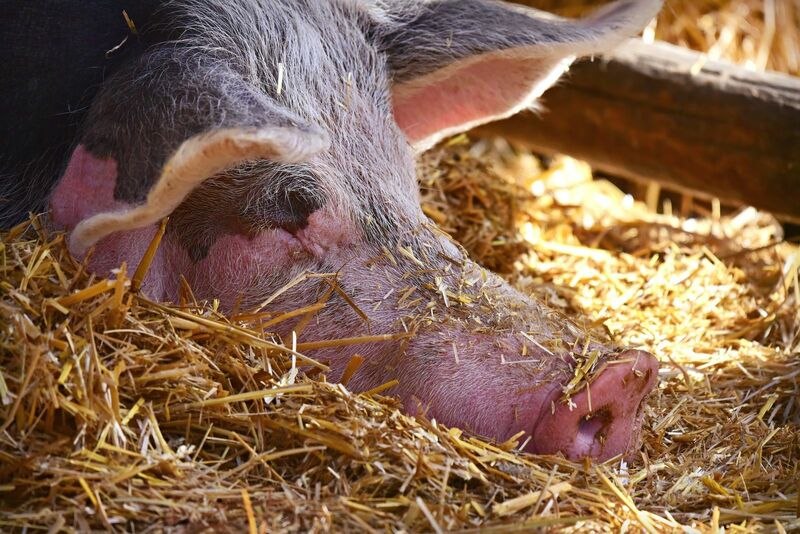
[204,231,305,274]
[92,226,173,299]
[193,211,354,295]
[175,230,308,308]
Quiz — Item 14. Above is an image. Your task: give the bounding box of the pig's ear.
[63,52,329,255]
[68,126,327,254]
[379,0,662,149]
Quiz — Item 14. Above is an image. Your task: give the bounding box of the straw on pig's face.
[47,0,662,460]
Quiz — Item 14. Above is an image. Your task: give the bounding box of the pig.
[0,0,662,461]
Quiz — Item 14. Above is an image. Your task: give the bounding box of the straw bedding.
[530,0,800,77]
[1,1,799,532]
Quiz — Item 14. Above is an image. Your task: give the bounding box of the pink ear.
[49,145,161,284]
[50,145,123,230]
[392,51,573,150]
[385,0,663,149]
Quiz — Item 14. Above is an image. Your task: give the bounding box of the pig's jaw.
[311,268,658,464]
[398,353,564,449]
[382,329,563,451]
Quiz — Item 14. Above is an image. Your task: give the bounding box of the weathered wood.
[474,39,800,221]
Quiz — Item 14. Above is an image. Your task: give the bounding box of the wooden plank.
[474,39,800,221]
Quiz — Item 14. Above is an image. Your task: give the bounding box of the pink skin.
[394,55,557,146]
[161,210,355,310]
[390,331,567,446]
[50,146,659,461]
[530,350,659,459]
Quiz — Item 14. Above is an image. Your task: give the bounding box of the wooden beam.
[473,39,800,221]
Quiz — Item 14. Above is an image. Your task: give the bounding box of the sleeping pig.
[0,0,662,460]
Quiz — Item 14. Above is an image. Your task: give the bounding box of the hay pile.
[2,1,799,532]
[2,138,798,531]
[528,0,800,76]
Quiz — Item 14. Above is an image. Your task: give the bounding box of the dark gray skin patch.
[80,48,313,205]
[374,0,594,83]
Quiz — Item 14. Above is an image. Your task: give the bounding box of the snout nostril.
[578,417,604,443]
[575,407,613,451]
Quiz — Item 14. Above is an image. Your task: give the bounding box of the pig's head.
[50,0,662,460]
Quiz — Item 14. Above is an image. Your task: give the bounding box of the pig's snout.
[529,350,659,461]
